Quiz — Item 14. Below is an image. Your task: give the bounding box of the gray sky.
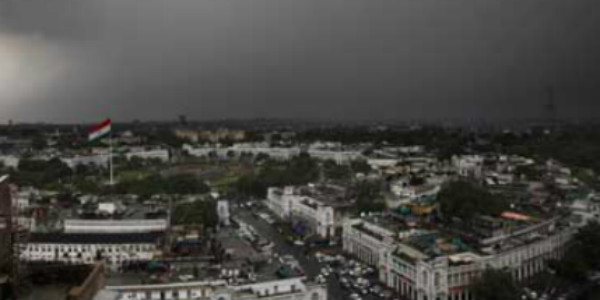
[1,0,599,123]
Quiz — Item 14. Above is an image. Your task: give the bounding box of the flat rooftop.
[29,232,164,244]
[294,184,353,208]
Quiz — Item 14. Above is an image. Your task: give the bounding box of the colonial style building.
[22,232,163,271]
[343,214,575,300]
[266,185,352,238]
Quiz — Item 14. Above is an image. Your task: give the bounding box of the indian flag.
[88,118,112,141]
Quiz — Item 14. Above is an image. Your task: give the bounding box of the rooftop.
[29,232,164,244]
[294,184,353,208]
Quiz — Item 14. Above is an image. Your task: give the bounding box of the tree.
[351,180,386,213]
[550,247,588,282]
[234,174,267,198]
[115,174,210,196]
[438,180,507,221]
[234,154,320,199]
[574,221,600,269]
[14,158,72,188]
[552,221,600,282]
[471,269,521,300]
[172,200,218,229]
[323,159,351,181]
[350,160,371,174]
[32,137,47,150]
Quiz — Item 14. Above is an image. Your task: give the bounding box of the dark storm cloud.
[1,0,599,123]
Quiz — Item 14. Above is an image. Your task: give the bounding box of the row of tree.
[10,158,72,189]
[233,153,320,198]
[437,179,508,221]
[172,199,218,228]
[114,174,210,197]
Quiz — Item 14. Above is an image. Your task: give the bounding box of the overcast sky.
[1,0,599,123]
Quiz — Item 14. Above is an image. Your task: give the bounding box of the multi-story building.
[183,144,300,161]
[452,155,484,178]
[21,232,163,271]
[342,217,399,267]
[97,277,327,300]
[569,196,600,227]
[124,148,170,162]
[344,213,575,300]
[61,154,110,169]
[266,185,353,238]
[183,143,365,164]
[306,149,363,165]
[64,219,168,234]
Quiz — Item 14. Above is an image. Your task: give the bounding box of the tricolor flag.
[88,118,112,141]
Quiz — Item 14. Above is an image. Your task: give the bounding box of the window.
[311,292,320,300]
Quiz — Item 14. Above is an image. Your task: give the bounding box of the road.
[235,208,385,300]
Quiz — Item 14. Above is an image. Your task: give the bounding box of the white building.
[367,159,398,170]
[97,277,327,300]
[61,154,110,169]
[183,143,364,164]
[379,221,574,300]
[22,232,163,271]
[266,185,352,238]
[182,144,300,161]
[0,155,20,168]
[452,155,484,178]
[217,200,231,226]
[390,183,440,202]
[13,186,40,210]
[569,197,600,227]
[342,211,576,300]
[125,148,170,162]
[64,219,168,234]
[306,149,363,164]
[342,218,398,267]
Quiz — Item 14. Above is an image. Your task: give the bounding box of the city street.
[234,207,389,300]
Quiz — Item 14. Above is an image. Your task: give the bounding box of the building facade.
[98,277,327,300]
[64,219,168,234]
[125,149,170,162]
[21,233,163,271]
[343,215,575,300]
[266,185,350,238]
